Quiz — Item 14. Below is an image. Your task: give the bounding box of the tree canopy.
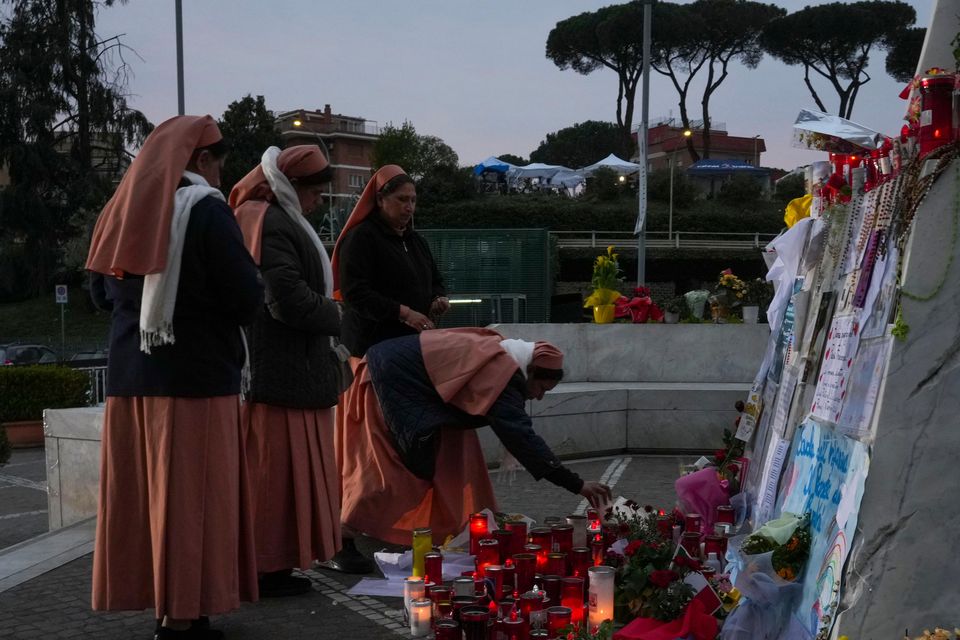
[885,26,925,83]
[0,0,150,296]
[761,1,917,119]
[529,120,631,168]
[217,94,281,196]
[546,2,644,148]
[371,121,458,178]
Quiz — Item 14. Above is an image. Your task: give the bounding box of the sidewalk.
[0,454,692,639]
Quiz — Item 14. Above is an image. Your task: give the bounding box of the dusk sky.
[98,0,932,171]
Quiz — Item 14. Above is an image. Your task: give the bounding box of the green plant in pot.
[663,297,684,323]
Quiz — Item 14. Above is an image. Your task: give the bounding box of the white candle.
[403,577,424,624]
[587,565,615,631]
[409,597,432,638]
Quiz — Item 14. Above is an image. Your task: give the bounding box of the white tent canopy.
[580,153,640,176]
[508,162,570,180]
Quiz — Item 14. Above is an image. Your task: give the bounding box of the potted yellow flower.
[584,245,623,323]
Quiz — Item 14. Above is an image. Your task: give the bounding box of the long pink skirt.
[92,395,258,619]
[243,403,341,572]
[336,358,498,546]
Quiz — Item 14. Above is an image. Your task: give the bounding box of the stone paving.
[0,448,48,550]
[0,454,695,639]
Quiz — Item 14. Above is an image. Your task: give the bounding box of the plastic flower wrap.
[585,245,623,308]
[712,269,747,308]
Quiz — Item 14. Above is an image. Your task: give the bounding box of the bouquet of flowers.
[585,245,623,308]
[739,512,811,582]
[713,269,747,308]
[615,286,665,324]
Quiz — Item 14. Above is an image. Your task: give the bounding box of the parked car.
[0,343,59,366]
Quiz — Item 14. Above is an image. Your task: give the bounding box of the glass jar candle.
[541,574,561,604]
[545,552,567,577]
[546,606,572,637]
[469,513,489,557]
[409,597,432,638]
[565,515,588,549]
[704,535,726,564]
[715,505,734,525]
[512,553,537,593]
[560,577,584,625]
[403,576,425,624]
[501,610,527,640]
[920,74,956,158]
[528,527,551,551]
[587,566,615,633]
[453,576,475,598]
[460,606,491,640]
[569,547,591,580]
[494,529,514,564]
[452,595,480,624]
[430,585,454,621]
[485,564,504,601]
[477,539,500,577]
[505,520,528,557]
[424,551,443,588]
[656,515,673,539]
[590,533,604,567]
[434,618,460,640]
[550,524,574,555]
[684,513,702,536]
[681,531,702,560]
[412,527,432,578]
[519,589,544,623]
[524,542,547,574]
[502,558,516,594]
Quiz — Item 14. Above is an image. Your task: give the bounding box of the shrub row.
[0,365,91,423]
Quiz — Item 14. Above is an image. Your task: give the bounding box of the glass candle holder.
[512,553,537,594]
[452,595,480,624]
[541,575,561,604]
[453,576,475,598]
[434,618,460,640]
[424,551,443,588]
[704,535,726,564]
[590,533,604,566]
[409,597,432,638]
[505,520,528,557]
[485,564,504,601]
[501,610,527,640]
[524,542,547,574]
[920,74,956,157]
[403,576,425,624]
[656,515,673,539]
[519,589,544,622]
[493,529,514,564]
[412,527,432,578]
[528,527,551,551]
[684,513,702,536]
[542,516,562,527]
[569,547,591,580]
[430,585,454,621]
[681,531,702,560]
[700,566,717,581]
[587,566,615,632]
[460,606,491,640]
[498,597,516,620]
[545,552,566,577]
[560,577,584,625]
[565,514,588,548]
[715,505,735,525]
[477,539,500,577]
[469,513,489,557]
[550,524,574,555]
[546,606,573,637]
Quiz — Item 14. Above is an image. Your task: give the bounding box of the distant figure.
[337,327,612,547]
[230,145,342,597]
[87,115,263,639]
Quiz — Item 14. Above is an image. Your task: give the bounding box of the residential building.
[276,104,379,199]
[636,120,766,172]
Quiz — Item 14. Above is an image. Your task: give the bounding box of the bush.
[718,174,763,204]
[0,365,91,423]
[648,167,696,208]
[586,167,623,202]
[0,421,9,465]
[775,173,806,203]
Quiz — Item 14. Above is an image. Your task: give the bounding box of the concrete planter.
[2,420,44,448]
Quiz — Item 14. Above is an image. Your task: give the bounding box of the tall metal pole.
[668,150,674,241]
[635,0,652,286]
[175,0,185,115]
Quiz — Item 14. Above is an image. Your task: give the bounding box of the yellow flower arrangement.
[584,245,623,308]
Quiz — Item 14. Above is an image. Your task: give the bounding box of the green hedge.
[0,366,90,423]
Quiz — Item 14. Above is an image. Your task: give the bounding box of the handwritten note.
[810,314,860,424]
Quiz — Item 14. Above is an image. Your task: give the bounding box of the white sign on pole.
[55,284,68,304]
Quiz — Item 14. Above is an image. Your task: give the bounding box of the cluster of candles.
[405,511,615,639]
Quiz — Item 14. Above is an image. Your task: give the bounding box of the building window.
[349,174,365,188]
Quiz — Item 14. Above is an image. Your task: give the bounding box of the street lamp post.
[635,0,653,286]
[668,129,692,244]
[175,0,184,115]
[752,134,760,166]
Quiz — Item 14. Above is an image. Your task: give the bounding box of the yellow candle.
[412,527,432,577]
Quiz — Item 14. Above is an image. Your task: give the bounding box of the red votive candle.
[477,539,500,577]
[569,547,591,580]
[541,575,562,604]
[657,515,673,539]
[602,524,618,549]
[550,524,574,555]
[684,513,702,536]
[529,527,551,551]
[452,595,480,623]
[524,542,548,574]
[560,577,584,625]
[920,74,956,157]
[512,553,537,593]
[546,606,572,637]
[680,532,702,561]
[460,606,491,640]
[501,609,528,640]
[505,520,528,557]
[485,564,504,601]
[434,618,460,639]
[545,552,566,577]
[469,513,489,557]
[700,566,717,581]
[519,590,544,618]
[704,535,725,561]
[424,551,443,588]
[590,534,604,566]
[502,558,516,594]
[494,529,514,564]
[715,505,735,525]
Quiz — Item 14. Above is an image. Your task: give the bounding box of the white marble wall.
[837,159,960,635]
[44,406,104,530]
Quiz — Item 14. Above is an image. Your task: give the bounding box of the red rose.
[649,569,679,589]
[624,540,645,557]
